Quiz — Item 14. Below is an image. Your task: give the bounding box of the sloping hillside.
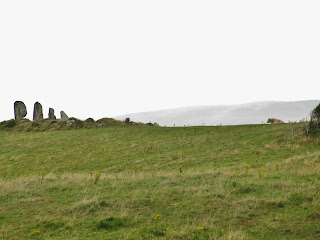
[0,123,320,239]
[115,100,320,126]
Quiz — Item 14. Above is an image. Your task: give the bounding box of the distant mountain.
[114,100,320,126]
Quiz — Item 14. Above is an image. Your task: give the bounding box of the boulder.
[14,101,27,120]
[66,119,75,127]
[60,111,69,120]
[48,108,56,120]
[125,118,130,124]
[33,102,43,120]
[267,118,284,124]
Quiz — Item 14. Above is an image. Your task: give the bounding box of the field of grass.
[0,121,319,239]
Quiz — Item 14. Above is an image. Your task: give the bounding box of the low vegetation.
[307,103,320,136]
[0,117,153,132]
[0,122,319,239]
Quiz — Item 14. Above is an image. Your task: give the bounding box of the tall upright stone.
[14,101,27,120]
[60,111,69,120]
[48,108,56,120]
[33,102,43,120]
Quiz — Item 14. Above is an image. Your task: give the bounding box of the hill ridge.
[114,100,320,126]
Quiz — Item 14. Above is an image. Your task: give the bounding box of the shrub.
[85,118,95,123]
[73,119,84,129]
[3,119,17,128]
[306,103,320,136]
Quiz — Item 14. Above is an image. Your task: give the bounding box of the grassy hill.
[0,122,319,239]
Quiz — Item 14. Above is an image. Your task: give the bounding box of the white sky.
[0,1,319,121]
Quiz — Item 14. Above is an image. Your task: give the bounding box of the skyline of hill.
[115,100,320,126]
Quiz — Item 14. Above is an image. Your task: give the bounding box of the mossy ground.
[0,122,319,239]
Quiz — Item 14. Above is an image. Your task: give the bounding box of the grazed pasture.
[0,122,319,239]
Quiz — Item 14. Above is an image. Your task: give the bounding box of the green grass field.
[0,121,319,239]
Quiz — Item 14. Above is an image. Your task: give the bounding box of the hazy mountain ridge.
[114,100,320,126]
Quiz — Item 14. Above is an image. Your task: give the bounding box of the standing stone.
[125,118,130,124]
[48,108,56,120]
[33,102,43,120]
[14,101,27,120]
[60,111,69,120]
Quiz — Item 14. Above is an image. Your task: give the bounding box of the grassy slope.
[0,123,319,239]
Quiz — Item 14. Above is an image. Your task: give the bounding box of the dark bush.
[3,119,17,128]
[85,118,95,123]
[306,103,320,136]
[71,119,84,129]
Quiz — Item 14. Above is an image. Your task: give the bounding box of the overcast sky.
[1,1,319,121]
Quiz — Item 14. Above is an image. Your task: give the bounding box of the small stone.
[66,120,74,126]
[33,102,43,121]
[48,108,56,120]
[14,101,27,120]
[60,111,69,120]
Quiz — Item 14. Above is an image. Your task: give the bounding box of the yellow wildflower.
[153,214,162,220]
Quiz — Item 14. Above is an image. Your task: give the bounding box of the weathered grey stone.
[33,102,43,120]
[267,118,284,124]
[60,111,69,120]
[66,120,75,127]
[14,101,27,120]
[48,108,56,120]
